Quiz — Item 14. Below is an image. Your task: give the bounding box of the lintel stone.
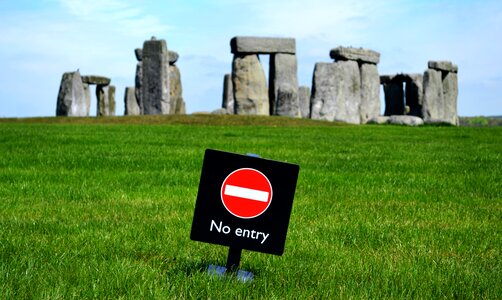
[81,75,111,85]
[231,36,296,54]
[428,60,458,73]
[330,46,380,64]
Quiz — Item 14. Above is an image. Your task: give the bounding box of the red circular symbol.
[220,168,273,219]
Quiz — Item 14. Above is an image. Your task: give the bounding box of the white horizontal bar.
[224,184,269,202]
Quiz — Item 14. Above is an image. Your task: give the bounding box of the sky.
[0,0,501,117]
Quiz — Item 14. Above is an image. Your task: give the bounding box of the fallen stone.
[135,48,142,61]
[428,60,458,73]
[141,38,170,115]
[169,51,179,65]
[124,87,140,115]
[222,74,234,114]
[96,85,116,116]
[388,115,424,126]
[231,36,296,54]
[360,63,380,123]
[330,46,380,64]
[367,116,390,124]
[232,54,269,115]
[269,53,300,117]
[211,108,228,115]
[56,70,89,116]
[298,86,311,119]
[81,75,111,86]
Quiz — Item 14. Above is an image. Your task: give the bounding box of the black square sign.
[191,149,300,255]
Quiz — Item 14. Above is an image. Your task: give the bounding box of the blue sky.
[0,0,500,117]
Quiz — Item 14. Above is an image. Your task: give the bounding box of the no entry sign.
[221,168,272,219]
[191,149,299,256]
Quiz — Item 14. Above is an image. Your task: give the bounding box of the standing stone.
[310,63,338,121]
[135,62,143,113]
[405,74,423,117]
[169,65,185,114]
[82,83,91,116]
[442,71,458,125]
[337,60,361,124]
[270,53,300,117]
[124,87,140,115]
[310,61,361,124]
[360,63,380,123]
[298,86,311,118]
[222,74,234,114]
[96,85,116,116]
[141,38,170,115]
[232,54,269,115]
[382,75,405,116]
[422,69,444,123]
[56,70,89,116]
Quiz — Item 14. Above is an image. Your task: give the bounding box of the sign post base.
[207,265,253,283]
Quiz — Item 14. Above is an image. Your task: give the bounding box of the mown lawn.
[0,115,500,299]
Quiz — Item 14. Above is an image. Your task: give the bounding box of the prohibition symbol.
[220,168,273,219]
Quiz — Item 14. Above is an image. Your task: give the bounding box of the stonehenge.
[224,36,300,117]
[310,47,381,124]
[56,71,115,117]
[55,35,458,126]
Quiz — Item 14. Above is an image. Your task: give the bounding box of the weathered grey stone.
[124,87,140,115]
[428,60,458,73]
[96,85,116,116]
[442,71,459,125]
[134,62,143,113]
[310,63,337,121]
[135,48,142,61]
[232,54,269,115]
[81,75,111,86]
[383,79,404,116]
[330,47,380,64]
[388,115,424,126]
[222,74,234,114]
[269,53,300,117]
[367,116,390,124]
[298,86,311,119]
[405,74,423,117]
[360,63,380,123]
[310,61,361,124]
[422,69,444,123]
[169,65,185,114]
[82,83,91,116]
[56,70,89,116]
[176,100,186,114]
[169,51,179,65]
[141,38,170,115]
[211,108,228,115]
[231,36,296,54]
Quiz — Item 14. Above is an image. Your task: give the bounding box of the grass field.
[0,115,501,299]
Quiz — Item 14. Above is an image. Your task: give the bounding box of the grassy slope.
[0,116,500,299]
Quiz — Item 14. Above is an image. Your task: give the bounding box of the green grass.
[0,116,501,299]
